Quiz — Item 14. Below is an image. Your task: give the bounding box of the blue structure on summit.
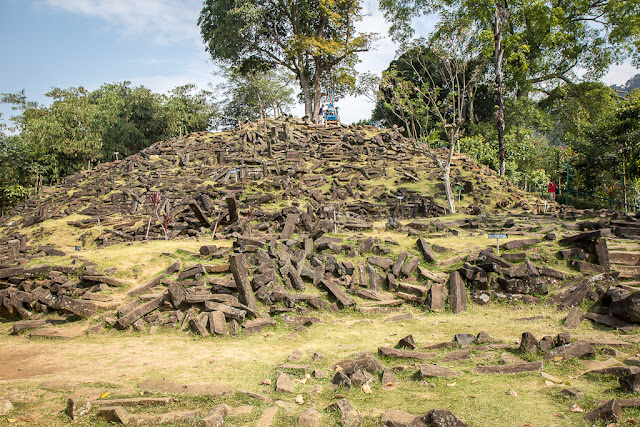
[324,89,340,125]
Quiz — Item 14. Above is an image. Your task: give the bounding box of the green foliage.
[379,0,640,95]
[217,67,295,126]
[0,82,217,211]
[540,82,618,148]
[198,0,376,119]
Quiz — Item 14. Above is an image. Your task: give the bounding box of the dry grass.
[1,300,638,426]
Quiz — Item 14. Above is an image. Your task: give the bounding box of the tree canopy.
[379,0,640,96]
[0,82,217,212]
[198,0,376,121]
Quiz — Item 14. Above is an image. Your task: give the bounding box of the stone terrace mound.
[0,118,639,338]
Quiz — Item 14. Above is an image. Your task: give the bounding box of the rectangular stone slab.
[128,273,164,297]
[321,279,356,307]
[564,307,585,329]
[430,283,445,311]
[378,347,435,360]
[418,364,460,378]
[0,266,25,279]
[189,202,211,228]
[449,271,466,314]
[82,275,125,287]
[91,397,176,407]
[204,301,246,322]
[584,313,637,332]
[243,318,276,333]
[229,253,258,313]
[473,361,543,374]
[401,256,420,277]
[392,252,409,277]
[279,213,299,240]
[116,295,165,329]
[57,296,96,318]
[595,238,611,272]
[138,379,232,397]
[417,238,437,263]
[208,311,227,335]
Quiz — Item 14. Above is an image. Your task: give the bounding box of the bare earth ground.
[1,302,639,426]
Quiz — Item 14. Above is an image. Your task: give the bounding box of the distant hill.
[612,73,640,95]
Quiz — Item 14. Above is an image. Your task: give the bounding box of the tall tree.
[163,84,218,137]
[380,31,484,214]
[493,1,508,176]
[217,67,295,126]
[198,0,376,121]
[380,0,640,95]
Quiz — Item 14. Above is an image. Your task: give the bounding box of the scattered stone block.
[0,399,13,416]
[298,408,323,426]
[519,332,539,354]
[448,271,466,314]
[473,361,543,374]
[560,388,584,399]
[564,307,584,329]
[379,347,435,360]
[275,372,295,393]
[397,334,416,350]
[620,372,640,393]
[418,409,468,427]
[418,365,460,378]
[584,399,620,423]
[544,340,595,360]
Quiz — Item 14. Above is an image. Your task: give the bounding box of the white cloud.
[42,0,202,45]
[602,58,639,86]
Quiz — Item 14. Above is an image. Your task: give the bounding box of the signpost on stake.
[488,233,508,255]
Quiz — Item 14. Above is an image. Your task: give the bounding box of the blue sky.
[1,0,638,127]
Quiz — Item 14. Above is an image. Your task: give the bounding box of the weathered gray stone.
[401,256,420,277]
[564,307,584,329]
[519,332,539,354]
[0,399,13,416]
[379,347,435,360]
[430,283,444,311]
[66,396,92,421]
[449,271,466,314]
[229,253,258,314]
[584,399,620,423]
[560,388,584,399]
[397,334,416,350]
[298,408,323,426]
[620,372,640,393]
[418,408,468,427]
[418,365,460,378]
[243,318,276,333]
[381,368,398,389]
[116,295,165,329]
[544,340,595,360]
[609,291,640,324]
[473,361,543,374]
[275,372,295,393]
[208,311,227,335]
[392,252,409,277]
[417,238,437,264]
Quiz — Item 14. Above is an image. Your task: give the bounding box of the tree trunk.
[299,72,313,118]
[442,164,455,214]
[494,2,508,177]
[312,63,322,123]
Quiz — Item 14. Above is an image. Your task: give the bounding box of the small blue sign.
[488,234,508,239]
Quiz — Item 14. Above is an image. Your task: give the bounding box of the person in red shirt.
[548,181,557,202]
